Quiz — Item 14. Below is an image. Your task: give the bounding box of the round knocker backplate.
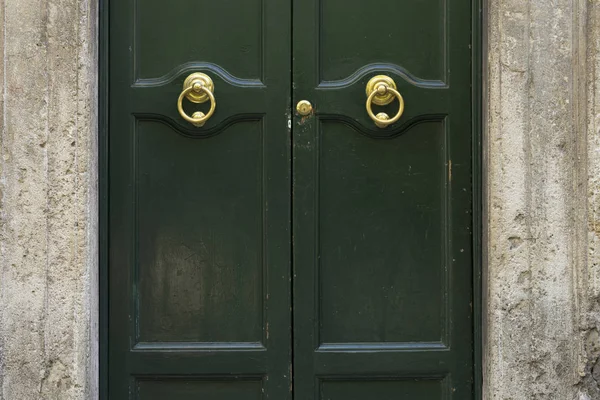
[183,73,214,104]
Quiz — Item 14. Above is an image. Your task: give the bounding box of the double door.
[107,0,476,398]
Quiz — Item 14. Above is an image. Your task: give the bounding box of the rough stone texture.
[486,0,600,398]
[578,0,600,398]
[0,0,98,398]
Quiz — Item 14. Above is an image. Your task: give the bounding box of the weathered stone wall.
[0,0,98,398]
[0,0,599,398]
[581,2,600,398]
[486,0,600,398]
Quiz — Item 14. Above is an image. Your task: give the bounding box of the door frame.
[97,0,485,397]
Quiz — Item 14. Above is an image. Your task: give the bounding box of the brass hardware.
[191,111,206,124]
[296,100,313,116]
[365,75,397,106]
[177,73,216,127]
[183,73,214,104]
[373,112,390,129]
[365,75,405,129]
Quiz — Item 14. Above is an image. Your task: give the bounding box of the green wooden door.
[291,0,475,398]
[107,0,292,398]
[106,0,476,398]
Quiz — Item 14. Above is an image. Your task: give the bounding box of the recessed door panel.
[318,121,447,346]
[136,121,264,345]
[319,378,448,400]
[135,0,264,80]
[319,0,447,83]
[135,378,263,400]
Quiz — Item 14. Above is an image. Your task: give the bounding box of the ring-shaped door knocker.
[177,72,216,128]
[365,75,405,129]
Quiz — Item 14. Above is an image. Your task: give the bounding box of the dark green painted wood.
[99,0,109,398]
[292,0,475,399]
[107,0,292,398]
[136,378,263,400]
[473,0,485,397]
[104,0,481,398]
[320,378,449,399]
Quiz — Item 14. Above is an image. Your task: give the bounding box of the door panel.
[319,0,447,82]
[136,121,264,345]
[292,0,474,398]
[318,122,447,346]
[135,378,263,400]
[135,0,263,80]
[320,378,448,399]
[108,0,291,398]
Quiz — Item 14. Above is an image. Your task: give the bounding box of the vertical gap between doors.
[289,0,295,397]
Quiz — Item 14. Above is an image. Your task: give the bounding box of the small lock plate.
[296,100,313,116]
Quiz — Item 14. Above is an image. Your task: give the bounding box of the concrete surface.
[0,0,98,398]
[486,0,600,398]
